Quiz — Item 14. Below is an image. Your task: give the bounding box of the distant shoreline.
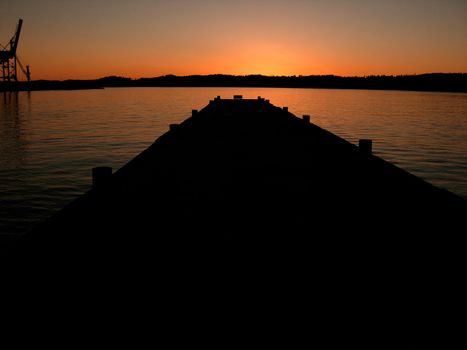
[1,73,466,93]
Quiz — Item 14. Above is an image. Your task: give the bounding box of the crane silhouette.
[0,19,30,83]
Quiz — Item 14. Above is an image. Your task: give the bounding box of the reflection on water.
[1,87,466,235]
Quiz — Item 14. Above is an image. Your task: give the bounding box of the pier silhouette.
[22,96,465,251]
[7,97,466,347]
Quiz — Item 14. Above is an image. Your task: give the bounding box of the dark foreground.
[4,97,466,347]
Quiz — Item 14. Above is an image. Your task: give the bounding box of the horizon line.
[21,72,467,82]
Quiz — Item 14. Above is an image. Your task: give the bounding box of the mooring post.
[192,110,198,117]
[92,166,112,189]
[283,107,288,112]
[359,139,373,155]
[303,115,310,123]
[234,95,243,99]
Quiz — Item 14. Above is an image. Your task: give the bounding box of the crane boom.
[11,19,23,55]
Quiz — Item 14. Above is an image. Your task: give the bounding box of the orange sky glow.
[2,0,467,80]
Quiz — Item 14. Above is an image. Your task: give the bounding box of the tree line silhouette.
[2,73,466,92]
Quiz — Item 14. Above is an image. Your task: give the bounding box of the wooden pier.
[7,96,465,346]
[17,96,465,259]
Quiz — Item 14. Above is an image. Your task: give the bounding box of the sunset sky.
[2,0,466,80]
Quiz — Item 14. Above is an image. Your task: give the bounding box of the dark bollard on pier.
[359,139,373,155]
[92,166,112,189]
[303,115,310,123]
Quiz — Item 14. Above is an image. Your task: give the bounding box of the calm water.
[1,87,467,235]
